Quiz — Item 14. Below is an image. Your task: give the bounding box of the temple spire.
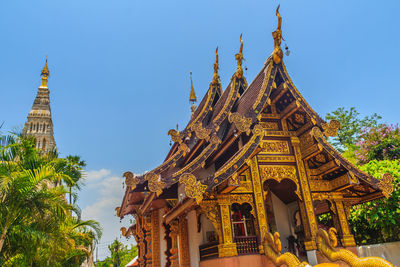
[212,47,219,85]
[40,57,50,88]
[235,34,244,78]
[189,71,197,113]
[272,5,284,64]
[22,58,56,153]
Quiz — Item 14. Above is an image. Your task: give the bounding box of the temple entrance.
[263,179,307,261]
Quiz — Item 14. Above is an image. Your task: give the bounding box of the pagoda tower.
[22,59,56,152]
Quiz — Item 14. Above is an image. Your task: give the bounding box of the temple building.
[22,59,56,152]
[117,7,394,267]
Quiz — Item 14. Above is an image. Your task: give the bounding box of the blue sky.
[1,0,400,260]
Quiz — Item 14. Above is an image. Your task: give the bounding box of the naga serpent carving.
[316,228,395,267]
[264,232,310,267]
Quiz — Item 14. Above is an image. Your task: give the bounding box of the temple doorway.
[263,179,307,261]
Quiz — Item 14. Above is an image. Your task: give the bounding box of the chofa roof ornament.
[272,5,284,64]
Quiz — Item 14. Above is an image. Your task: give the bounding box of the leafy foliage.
[349,160,400,244]
[325,107,381,151]
[326,107,400,245]
[355,124,400,164]
[96,239,138,267]
[0,133,102,266]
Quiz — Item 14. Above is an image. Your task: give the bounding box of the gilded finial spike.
[212,47,219,85]
[40,57,50,87]
[189,71,197,103]
[235,34,244,79]
[189,71,197,113]
[272,5,284,64]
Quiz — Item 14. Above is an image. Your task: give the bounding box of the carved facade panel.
[260,140,290,154]
[257,155,295,163]
[260,121,279,130]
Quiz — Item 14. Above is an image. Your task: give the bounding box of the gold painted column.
[217,196,238,257]
[144,216,153,266]
[151,210,161,267]
[248,156,269,254]
[169,220,180,267]
[331,200,356,247]
[291,137,318,250]
[137,217,145,267]
[178,215,191,267]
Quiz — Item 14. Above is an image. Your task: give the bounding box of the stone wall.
[357,242,400,266]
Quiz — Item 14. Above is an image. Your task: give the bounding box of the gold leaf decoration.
[252,124,264,137]
[123,171,139,190]
[322,120,341,137]
[229,112,252,135]
[179,173,207,204]
[168,124,184,143]
[145,172,165,196]
[379,173,394,198]
[191,122,211,141]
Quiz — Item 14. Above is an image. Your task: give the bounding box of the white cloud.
[80,169,135,261]
[84,169,111,182]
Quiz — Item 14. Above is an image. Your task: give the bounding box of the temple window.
[30,123,32,132]
[43,123,46,132]
[231,202,258,255]
[231,203,255,237]
[42,139,46,150]
[36,123,39,132]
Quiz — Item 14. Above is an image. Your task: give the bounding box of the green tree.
[96,240,138,267]
[349,160,400,244]
[0,133,102,266]
[325,107,381,151]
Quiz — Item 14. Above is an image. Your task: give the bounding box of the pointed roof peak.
[189,71,197,103]
[212,47,219,85]
[235,34,244,78]
[189,71,197,113]
[40,57,50,88]
[272,5,284,64]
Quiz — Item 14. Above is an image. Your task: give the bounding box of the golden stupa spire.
[40,57,50,87]
[235,34,244,78]
[189,71,197,113]
[212,47,219,85]
[272,5,284,64]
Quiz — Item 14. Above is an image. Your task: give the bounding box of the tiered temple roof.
[118,9,391,221]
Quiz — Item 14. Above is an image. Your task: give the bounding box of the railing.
[234,235,259,255]
[199,241,219,261]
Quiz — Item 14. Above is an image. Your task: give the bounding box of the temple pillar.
[217,196,238,257]
[151,210,161,267]
[331,199,356,247]
[291,137,318,251]
[169,220,179,267]
[137,217,146,267]
[144,215,152,266]
[178,215,191,267]
[248,156,268,254]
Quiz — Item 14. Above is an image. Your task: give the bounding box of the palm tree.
[0,133,102,266]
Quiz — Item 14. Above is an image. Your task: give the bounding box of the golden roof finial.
[189,71,197,113]
[272,5,284,64]
[189,71,197,103]
[212,47,219,85]
[235,34,244,78]
[40,56,50,87]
